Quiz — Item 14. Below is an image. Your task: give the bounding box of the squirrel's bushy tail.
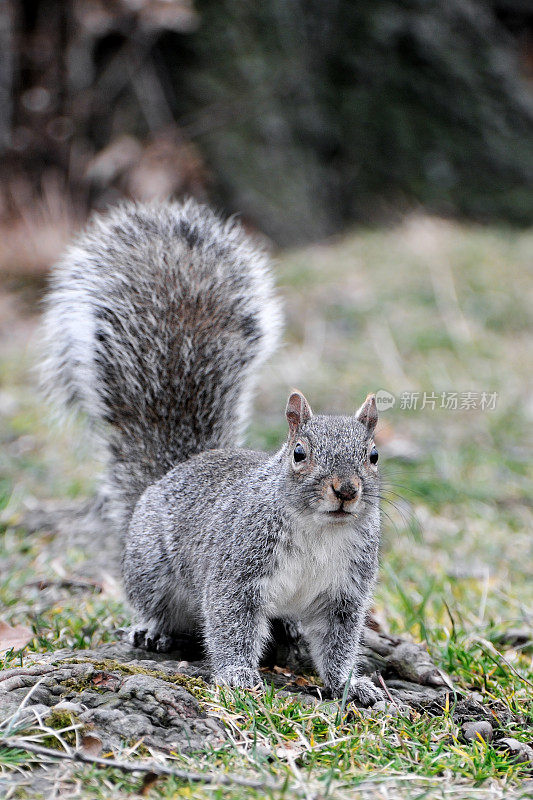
[41,199,282,529]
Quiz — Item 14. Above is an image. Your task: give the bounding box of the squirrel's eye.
[293,443,306,463]
[369,446,379,465]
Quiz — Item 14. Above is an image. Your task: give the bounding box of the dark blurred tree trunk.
[0,0,13,153]
[0,0,202,221]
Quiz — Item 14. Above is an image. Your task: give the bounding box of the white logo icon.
[376,390,395,411]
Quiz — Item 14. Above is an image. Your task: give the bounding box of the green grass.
[1,215,532,798]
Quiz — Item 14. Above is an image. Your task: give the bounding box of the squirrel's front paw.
[329,676,384,706]
[344,676,384,706]
[213,666,262,690]
[129,626,174,653]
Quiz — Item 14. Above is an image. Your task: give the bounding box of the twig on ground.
[476,638,533,691]
[25,578,103,593]
[2,738,285,793]
[377,674,399,709]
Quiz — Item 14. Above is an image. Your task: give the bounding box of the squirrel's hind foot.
[213,666,262,690]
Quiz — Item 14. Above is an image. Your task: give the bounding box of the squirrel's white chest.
[263,525,356,619]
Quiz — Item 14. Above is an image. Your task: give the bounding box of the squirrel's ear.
[286,390,313,436]
[356,393,378,435]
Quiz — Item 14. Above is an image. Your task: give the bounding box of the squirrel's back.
[41,199,282,526]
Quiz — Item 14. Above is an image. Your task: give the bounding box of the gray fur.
[41,199,383,705]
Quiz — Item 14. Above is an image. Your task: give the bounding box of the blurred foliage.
[1,0,533,247]
[179,0,533,242]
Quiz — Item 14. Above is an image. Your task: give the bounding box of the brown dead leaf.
[0,621,32,655]
[91,671,121,691]
[140,772,160,796]
[80,734,103,756]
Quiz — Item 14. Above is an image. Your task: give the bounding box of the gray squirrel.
[42,199,384,705]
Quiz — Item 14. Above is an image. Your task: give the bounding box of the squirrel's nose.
[332,481,359,503]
